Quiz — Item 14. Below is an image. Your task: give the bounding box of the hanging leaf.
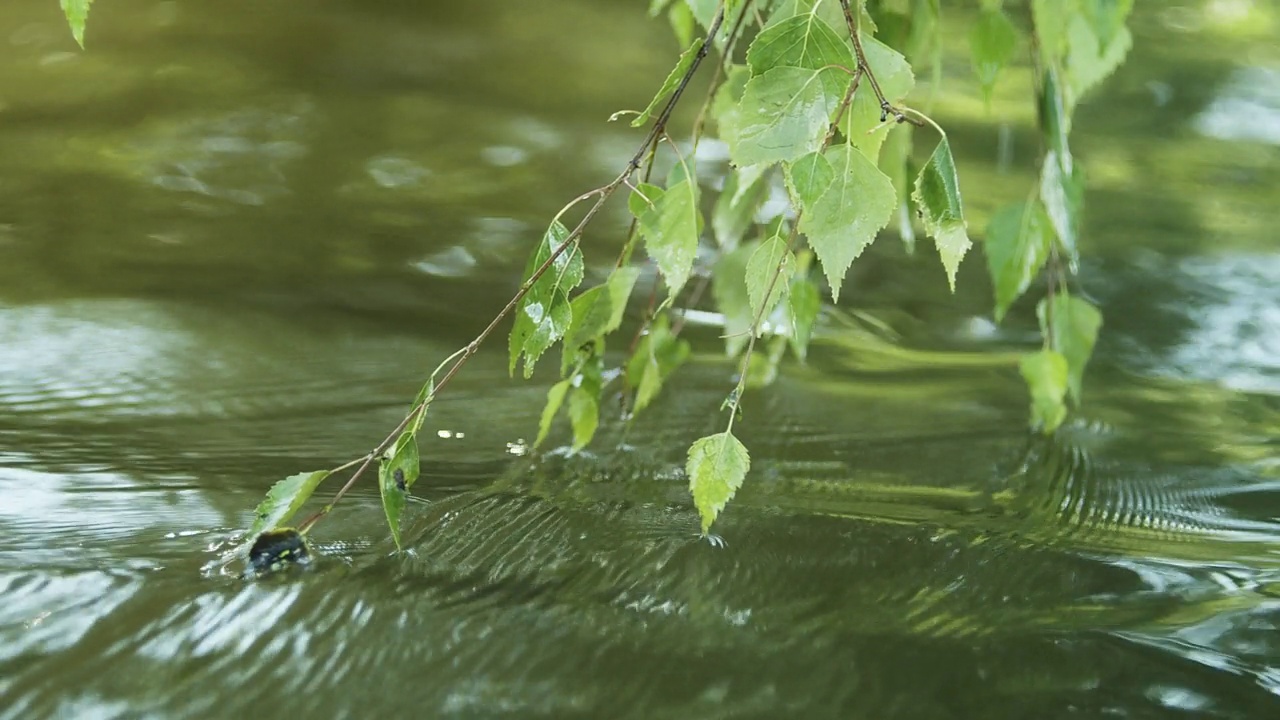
[1032,0,1069,66]
[632,38,704,127]
[713,165,770,250]
[1040,149,1084,271]
[745,232,793,329]
[668,2,695,48]
[1020,350,1069,432]
[536,380,571,449]
[912,137,970,291]
[789,145,896,302]
[969,8,1018,102]
[711,243,757,357]
[712,64,750,137]
[246,470,331,540]
[61,0,93,48]
[842,37,915,161]
[1064,13,1133,109]
[407,378,434,435]
[726,66,847,167]
[508,221,585,378]
[567,386,600,451]
[1038,294,1102,403]
[635,163,702,296]
[746,12,855,91]
[1080,0,1135,50]
[561,266,640,374]
[686,431,751,534]
[879,124,917,253]
[786,272,821,361]
[627,315,691,415]
[378,431,420,550]
[684,0,718,31]
[984,202,1054,322]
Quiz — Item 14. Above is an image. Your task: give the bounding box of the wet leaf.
[1038,294,1102,403]
[247,470,331,540]
[984,202,1053,322]
[711,243,756,357]
[746,12,854,92]
[745,232,793,330]
[632,38,703,127]
[378,431,420,550]
[1040,149,1084,270]
[627,315,691,415]
[509,221,585,378]
[726,66,844,167]
[61,0,92,48]
[567,386,599,451]
[969,8,1017,101]
[536,380,571,449]
[912,137,970,291]
[1020,349,1069,432]
[687,431,750,534]
[790,145,896,301]
[562,267,640,374]
[636,163,702,296]
[787,273,821,361]
[713,165,769,250]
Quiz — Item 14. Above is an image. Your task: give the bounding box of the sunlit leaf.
[378,431,420,550]
[711,243,756,357]
[636,163,702,296]
[969,8,1017,102]
[1038,294,1102,403]
[713,165,769,250]
[786,273,821,360]
[1040,149,1084,271]
[247,470,331,540]
[686,431,750,534]
[745,233,793,330]
[984,202,1053,322]
[912,137,970,291]
[627,315,691,414]
[509,221,585,378]
[536,380,571,449]
[562,266,640,373]
[61,0,93,48]
[790,145,896,302]
[1020,349,1069,432]
[633,38,704,127]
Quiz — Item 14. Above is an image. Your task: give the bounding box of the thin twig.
[838,0,923,127]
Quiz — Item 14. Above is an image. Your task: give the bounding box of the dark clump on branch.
[248,528,312,574]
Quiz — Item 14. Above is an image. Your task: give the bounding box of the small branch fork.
[838,0,923,127]
[296,4,732,536]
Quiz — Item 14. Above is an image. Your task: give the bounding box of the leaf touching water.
[1020,349,1069,432]
[378,431,420,550]
[61,0,93,48]
[984,202,1053,322]
[1038,294,1102,403]
[687,431,750,534]
[247,470,331,540]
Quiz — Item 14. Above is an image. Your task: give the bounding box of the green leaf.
[1040,68,1071,157]
[1080,0,1134,49]
[879,124,917,253]
[637,164,702,297]
[1040,149,1084,271]
[912,137,970,291]
[1020,350,1069,433]
[509,221,585,378]
[61,0,93,48]
[746,12,854,89]
[633,38,703,127]
[842,37,915,161]
[984,202,1054,322]
[711,243,757,357]
[969,8,1018,102]
[726,65,846,167]
[627,315,691,415]
[712,165,769,250]
[378,431,420,550]
[567,386,599,451]
[1038,294,1102,403]
[1032,0,1069,66]
[668,2,695,48]
[745,334,788,389]
[561,267,640,373]
[790,145,896,302]
[1064,13,1132,109]
[745,233,793,329]
[684,0,718,30]
[686,431,751,534]
[712,64,750,137]
[536,380,571,449]
[787,273,821,360]
[407,378,434,435]
[246,470,331,540]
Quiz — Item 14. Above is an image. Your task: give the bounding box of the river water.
[2,1,1279,718]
